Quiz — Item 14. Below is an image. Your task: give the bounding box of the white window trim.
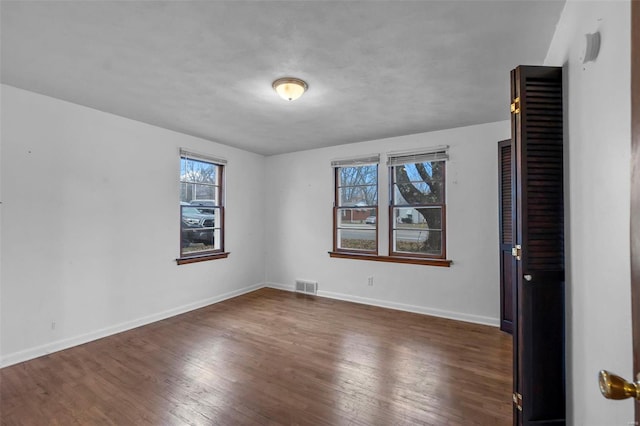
[386,146,449,166]
[179,148,227,165]
[331,154,380,168]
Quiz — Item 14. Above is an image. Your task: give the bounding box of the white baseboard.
[266,282,499,327]
[2,282,498,368]
[264,282,295,292]
[0,282,264,368]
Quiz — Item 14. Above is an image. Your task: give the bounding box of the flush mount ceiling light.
[272,77,308,101]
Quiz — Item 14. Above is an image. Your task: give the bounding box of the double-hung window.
[330,148,450,266]
[388,148,448,259]
[178,149,226,263]
[332,155,379,254]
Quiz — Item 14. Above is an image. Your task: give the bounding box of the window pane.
[184,223,220,251]
[181,158,217,185]
[393,161,444,204]
[339,165,377,187]
[393,182,444,204]
[338,186,377,206]
[337,208,377,226]
[418,207,442,229]
[394,182,441,203]
[394,161,444,182]
[190,197,218,213]
[180,183,218,204]
[335,164,378,253]
[337,228,376,251]
[181,205,217,223]
[392,207,442,228]
[187,184,217,203]
[181,228,216,254]
[180,158,219,210]
[393,230,442,256]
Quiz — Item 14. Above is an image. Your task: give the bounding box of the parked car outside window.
[181,203,215,247]
[190,199,215,214]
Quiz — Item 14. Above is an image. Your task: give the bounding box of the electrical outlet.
[51,321,56,330]
[367,276,374,286]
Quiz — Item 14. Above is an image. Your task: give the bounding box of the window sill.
[328,251,452,267]
[176,252,229,265]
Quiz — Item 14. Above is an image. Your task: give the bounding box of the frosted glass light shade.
[272,77,308,101]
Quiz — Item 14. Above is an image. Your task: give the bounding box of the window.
[329,149,450,266]
[388,149,447,259]
[332,156,379,253]
[178,149,227,263]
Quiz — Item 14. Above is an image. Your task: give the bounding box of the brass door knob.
[598,370,640,400]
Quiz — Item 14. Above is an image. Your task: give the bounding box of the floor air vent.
[295,279,318,295]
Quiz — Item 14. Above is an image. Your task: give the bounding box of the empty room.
[1,1,637,425]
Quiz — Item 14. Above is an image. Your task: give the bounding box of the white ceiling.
[1,1,565,156]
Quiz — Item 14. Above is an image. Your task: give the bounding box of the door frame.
[630,0,639,421]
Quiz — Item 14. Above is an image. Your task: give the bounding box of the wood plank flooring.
[0,288,512,425]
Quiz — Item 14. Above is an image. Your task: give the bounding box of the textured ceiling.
[1,1,565,156]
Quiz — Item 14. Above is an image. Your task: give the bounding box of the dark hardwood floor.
[0,288,512,425]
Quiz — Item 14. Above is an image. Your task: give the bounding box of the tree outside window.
[390,160,446,258]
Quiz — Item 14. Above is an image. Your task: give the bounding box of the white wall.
[1,83,509,368]
[545,1,633,424]
[0,85,266,366]
[264,121,510,325]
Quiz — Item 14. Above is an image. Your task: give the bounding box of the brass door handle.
[598,370,640,400]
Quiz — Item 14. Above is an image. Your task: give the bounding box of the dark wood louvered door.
[510,66,565,426]
[498,139,516,334]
